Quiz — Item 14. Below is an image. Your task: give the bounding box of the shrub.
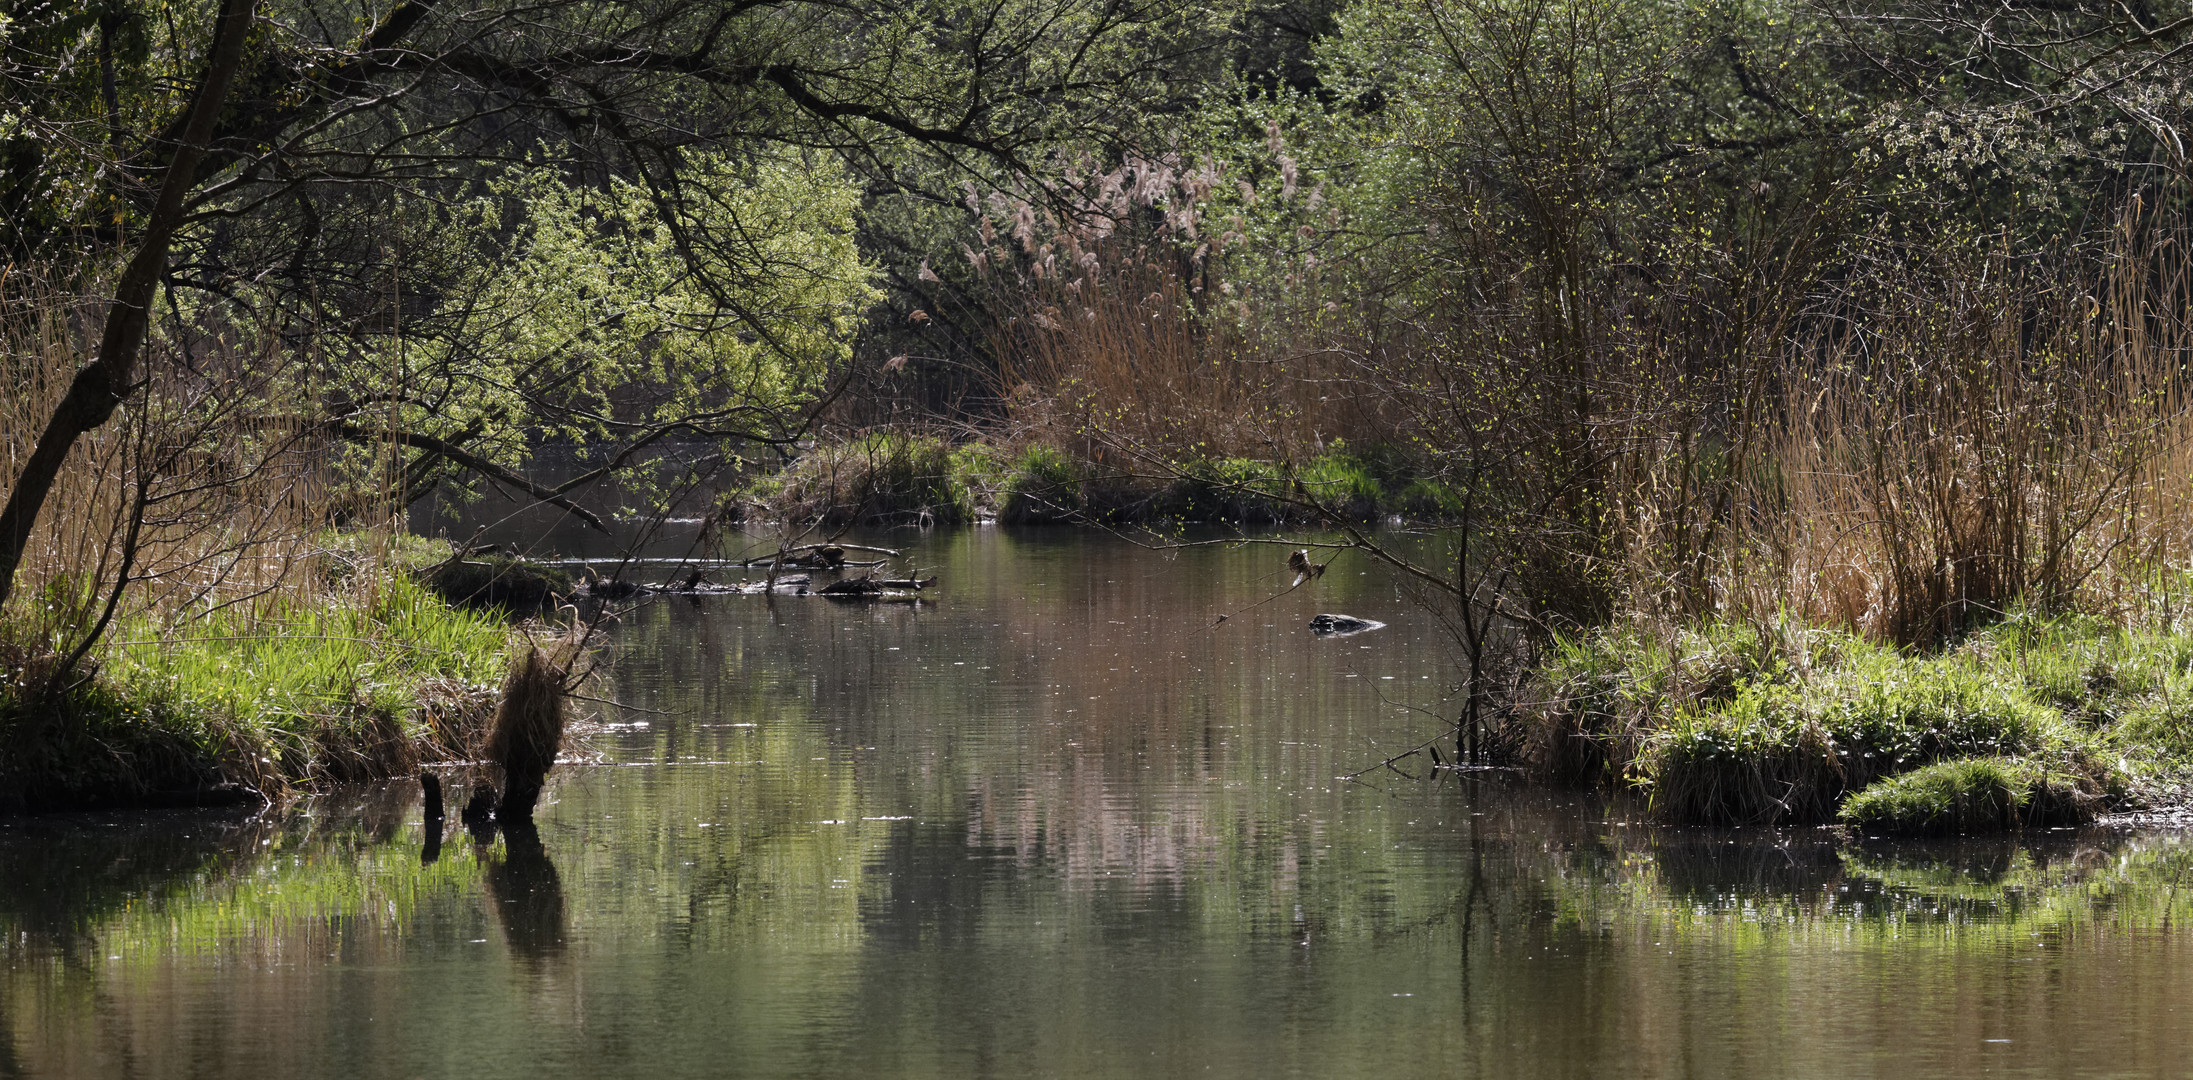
[998,444,1086,523]
[740,432,973,525]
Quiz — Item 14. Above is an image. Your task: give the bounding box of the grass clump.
[0,570,520,810]
[1839,756,2100,835]
[1519,620,1793,789]
[1514,613,2152,828]
[997,443,1086,523]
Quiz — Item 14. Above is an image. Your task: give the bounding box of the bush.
[998,444,1086,523]
[421,552,574,610]
[739,432,973,525]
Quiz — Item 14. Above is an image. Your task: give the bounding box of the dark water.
[5,527,2193,1078]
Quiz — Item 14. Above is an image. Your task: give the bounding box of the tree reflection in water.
[485,820,567,964]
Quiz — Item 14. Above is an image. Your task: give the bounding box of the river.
[2,526,2190,1078]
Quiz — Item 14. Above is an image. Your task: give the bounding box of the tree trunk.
[0,0,258,611]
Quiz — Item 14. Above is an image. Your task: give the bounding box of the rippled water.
[5,527,2193,1078]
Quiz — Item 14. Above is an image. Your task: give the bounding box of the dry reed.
[483,643,570,822]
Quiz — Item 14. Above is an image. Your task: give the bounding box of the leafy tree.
[0,0,1239,605]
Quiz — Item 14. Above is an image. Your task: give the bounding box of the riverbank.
[1510,613,2193,833]
[728,433,1462,526]
[0,542,525,812]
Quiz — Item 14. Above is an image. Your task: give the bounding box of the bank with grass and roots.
[725,432,1463,527]
[0,540,554,813]
[1501,614,2193,833]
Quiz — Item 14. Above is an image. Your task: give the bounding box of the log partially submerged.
[548,555,888,570]
[566,562,933,598]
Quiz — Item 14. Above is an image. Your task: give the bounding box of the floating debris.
[1309,613,1384,636]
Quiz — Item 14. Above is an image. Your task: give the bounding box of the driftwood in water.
[485,646,568,824]
[761,556,888,570]
[876,576,939,590]
[777,542,900,559]
[818,577,883,596]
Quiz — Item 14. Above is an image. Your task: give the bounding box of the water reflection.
[486,823,567,964]
[5,528,2193,1078]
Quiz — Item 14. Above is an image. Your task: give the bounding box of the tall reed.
[1706,213,2193,644]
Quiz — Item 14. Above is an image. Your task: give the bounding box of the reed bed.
[1486,208,2193,827]
[981,182,2193,829]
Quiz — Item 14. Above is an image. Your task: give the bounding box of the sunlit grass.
[0,563,521,807]
[1517,611,2193,828]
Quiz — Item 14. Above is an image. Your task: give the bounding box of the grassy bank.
[729,433,1461,527]
[0,558,522,811]
[1507,613,2193,832]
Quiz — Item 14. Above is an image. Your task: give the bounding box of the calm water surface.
[4,527,2192,1078]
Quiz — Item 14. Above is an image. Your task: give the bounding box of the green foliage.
[1640,656,2078,825]
[1521,620,1798,788]
[326,152,878,504]
[998,444,1086,523]
[740,432,974,525]
[1840,757,2098,836]
[0,571,516,809]
[1516,613,2192,825]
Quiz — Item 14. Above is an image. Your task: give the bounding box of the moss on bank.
[0,570,520,811]
[1512,614,2172,832]
[731,434,1463,526]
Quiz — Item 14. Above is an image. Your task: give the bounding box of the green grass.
[0,569,518,810]
[1515,613,2173,830]
[996,444,1085,523]
[1839,756,2099,835]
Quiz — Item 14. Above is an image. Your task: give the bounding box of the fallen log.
[875,576,940,590]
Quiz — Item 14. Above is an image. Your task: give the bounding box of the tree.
[0,0,1237,607]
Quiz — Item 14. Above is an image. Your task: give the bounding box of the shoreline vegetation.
[723,425,2193,837]
[0,535,567,814]
[726,434,1463,528]
[27,0,2193,844]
